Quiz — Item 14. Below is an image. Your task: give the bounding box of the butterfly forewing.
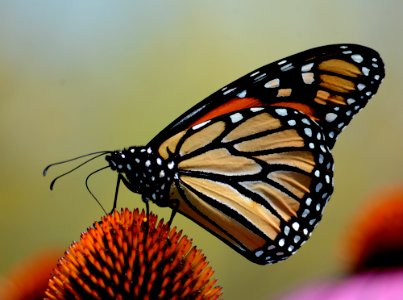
[158,107,334,264]
[150,44,384,149]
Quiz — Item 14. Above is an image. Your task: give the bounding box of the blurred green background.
[0,1,402,299]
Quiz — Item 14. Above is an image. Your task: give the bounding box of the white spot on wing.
[264,78,280,88]
[304,127,312,137]
[302,209,309,218]
[302,72,314,84]
[250,71,260,77]
[254,73,267,82]
[357,83,366,91]
[230,113,243,123]
[301,62,314,72]
[250,107,264,112]
[237,90,247,98]
[325,113,337,122]
[280,63,294,72]
[192,120,211,130]
[351,54,364,63]
[275,108,288,116]
[223,87,236,95]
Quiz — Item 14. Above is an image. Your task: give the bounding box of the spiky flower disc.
[45,209,222,300]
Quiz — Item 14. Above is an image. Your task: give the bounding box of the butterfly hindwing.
[159,106,334,264]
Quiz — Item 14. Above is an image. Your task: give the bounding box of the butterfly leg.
[140,196,151,251]
[160,200,178,248]
[145,200,150,219]
[167,199,179,228]
[142,197,150,230]
[110,174,122,214]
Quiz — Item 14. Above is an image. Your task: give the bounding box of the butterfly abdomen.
[105,147,176,205]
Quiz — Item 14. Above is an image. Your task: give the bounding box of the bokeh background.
[0,1,402,299]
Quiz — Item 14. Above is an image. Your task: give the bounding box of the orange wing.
[150,44,384,150]
[158,107,333,264]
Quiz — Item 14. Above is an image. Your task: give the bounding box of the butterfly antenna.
[85,166,109,214]
[43,150,109,176]
[47,151,109,190]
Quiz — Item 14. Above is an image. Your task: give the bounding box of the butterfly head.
[105,147,147,195]
[105,146,176,206]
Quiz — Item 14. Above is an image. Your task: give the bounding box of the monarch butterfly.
[45,44,384,264]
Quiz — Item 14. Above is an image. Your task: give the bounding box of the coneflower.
[45,208,222,300]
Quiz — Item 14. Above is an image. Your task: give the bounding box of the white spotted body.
[106,147,176,206]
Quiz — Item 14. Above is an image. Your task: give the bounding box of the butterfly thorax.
[105,146,176,206]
